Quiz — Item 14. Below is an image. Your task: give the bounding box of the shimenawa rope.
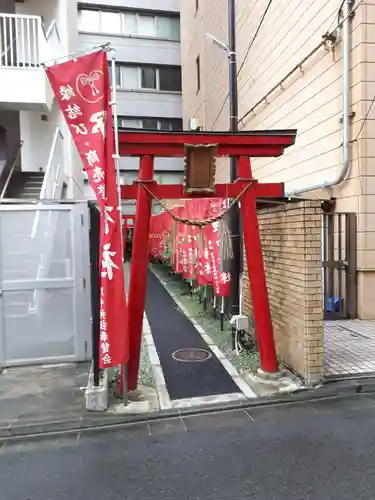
[138,180,253,228]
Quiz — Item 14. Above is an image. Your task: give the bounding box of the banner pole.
[110,52,123,250]
[41,42,111,67]
[221,296,225,332]
[239,272,243,316]
[110,51,128,407]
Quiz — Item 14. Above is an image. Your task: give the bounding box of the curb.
[0,377,374,443]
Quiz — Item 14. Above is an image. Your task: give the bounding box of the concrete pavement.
[2,393,375,499]
[0,362,89,426]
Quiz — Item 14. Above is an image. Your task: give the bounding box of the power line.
[210,94,230,131]
[327,0,345,32]
[353,95,375,142]
[237,0,274,77]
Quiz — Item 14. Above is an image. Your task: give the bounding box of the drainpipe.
[286,0,353,198]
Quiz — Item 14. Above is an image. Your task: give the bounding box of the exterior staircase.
[4,172,45,199]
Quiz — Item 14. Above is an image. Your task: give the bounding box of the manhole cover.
[172,348,212,363]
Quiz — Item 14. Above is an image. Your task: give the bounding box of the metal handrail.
[30,126,64,312]
[32,126,64,241]
[44,19,60,42]
[0,141,23,199]
[40,127,64,199]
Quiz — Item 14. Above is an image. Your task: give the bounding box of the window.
[115,65,182,92]
[196,56,201,93]
[142,118,159,129]
[123,12,137,35]
[122,67,139,88]
[159,118,183,131]
[78,9,121,34]
[118,118,141,128]
[118,117,183,131]
[157,17,180,40]
[101,11,122,34]
[159,67,182,92]
[78,8,180,41]
[138,14,157,37]
[78,9,100,32]
[109,65,122,87]
[140,67,157,89]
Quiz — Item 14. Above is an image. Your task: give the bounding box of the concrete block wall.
[242,200,324,384]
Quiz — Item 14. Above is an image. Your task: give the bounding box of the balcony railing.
[0,13,60,69]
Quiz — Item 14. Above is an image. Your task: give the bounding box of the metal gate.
[323,212,357,320]
[0,202,92,367]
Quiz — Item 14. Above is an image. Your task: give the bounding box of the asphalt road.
[2,394,375,500]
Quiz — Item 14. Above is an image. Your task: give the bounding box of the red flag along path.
[149,199,231,296]
[45,50,128,369]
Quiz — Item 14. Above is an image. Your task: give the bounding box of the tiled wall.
[242,200,324,384]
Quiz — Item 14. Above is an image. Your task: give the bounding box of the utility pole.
[227,0,242,345]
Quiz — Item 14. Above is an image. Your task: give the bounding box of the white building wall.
[19,108,60,172]
[8,0,182,200]
[15,0,84,198]
[78,0,183,179]
[79,33,181,67]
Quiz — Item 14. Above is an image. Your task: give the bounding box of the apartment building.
[0,0,83,199]
[77,0,183,214]
[181,0,375,320]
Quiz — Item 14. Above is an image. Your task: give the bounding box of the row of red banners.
[149,198,231,296]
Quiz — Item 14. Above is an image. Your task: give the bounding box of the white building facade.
[77,0,184,214]
[0,0,94,368]
[0,0,84,200]
[0,0,183,210]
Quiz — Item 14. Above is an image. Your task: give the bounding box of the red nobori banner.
[45,50,128,368]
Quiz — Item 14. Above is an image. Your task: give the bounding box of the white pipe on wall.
[286,0,353,197]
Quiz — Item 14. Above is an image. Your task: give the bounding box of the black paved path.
[2,394,375,499]
[145,270,238,400]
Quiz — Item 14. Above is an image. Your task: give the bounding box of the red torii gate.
[119,129,297,391]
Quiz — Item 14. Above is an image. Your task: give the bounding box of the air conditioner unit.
[188,117,203,131]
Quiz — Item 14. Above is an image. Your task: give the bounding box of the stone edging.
[142,314,173,411]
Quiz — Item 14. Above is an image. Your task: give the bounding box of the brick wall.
[242,200,324,384]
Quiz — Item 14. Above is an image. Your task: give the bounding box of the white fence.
[0,202,92,367]
[0,13,60,68]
